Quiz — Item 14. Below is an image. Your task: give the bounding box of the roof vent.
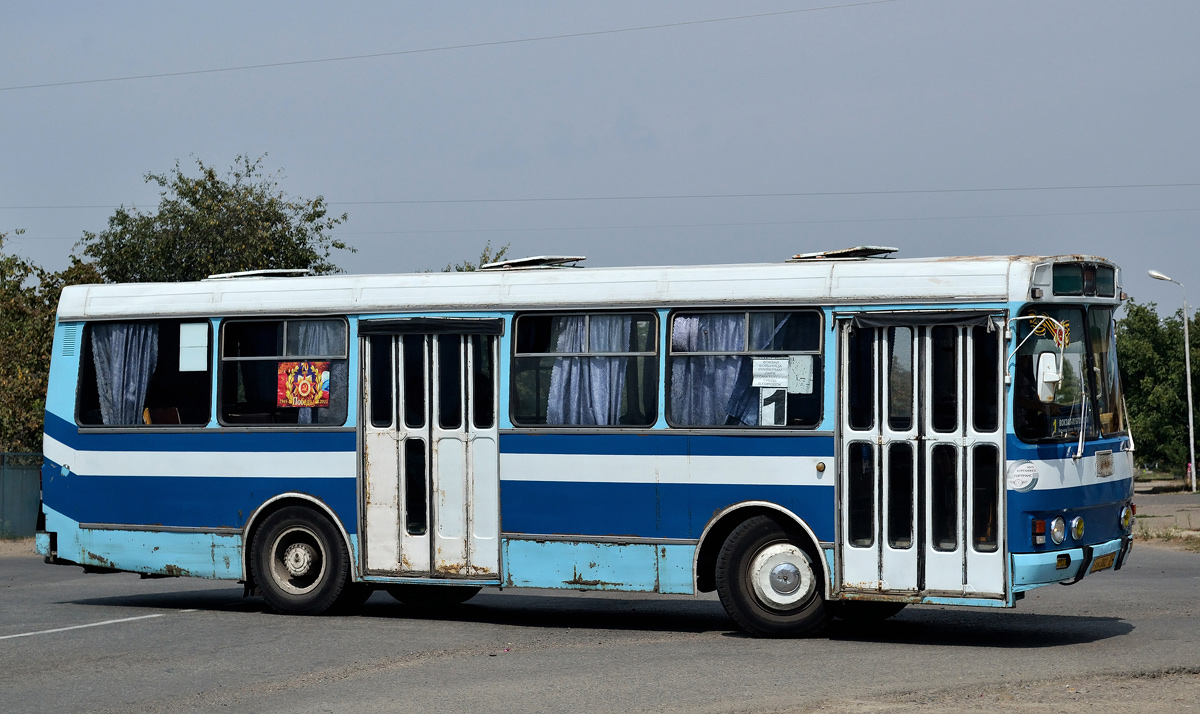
[205,268,311,280]
[480,255,586,270]
[788,246,898,261]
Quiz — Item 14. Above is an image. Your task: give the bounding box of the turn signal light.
[1070,517,1085,541]
[1033,519,1046,545]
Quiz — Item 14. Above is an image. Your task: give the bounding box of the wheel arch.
[241,493,358,584]
[693,501,830,595]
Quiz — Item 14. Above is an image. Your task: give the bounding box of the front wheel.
[251,506,351,615]
[715,516,827,637]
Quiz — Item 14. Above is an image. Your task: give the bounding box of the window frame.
[665,307,825,430]
[75,318,214,429]
[509,310,660,428]
[217,316,350,428]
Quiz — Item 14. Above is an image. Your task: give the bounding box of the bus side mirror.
[1036,351,1060,403]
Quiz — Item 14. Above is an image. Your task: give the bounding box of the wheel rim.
[748,543,816,611]
[269,525,327,596]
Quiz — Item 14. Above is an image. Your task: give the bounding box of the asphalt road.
[1,536,1197,714]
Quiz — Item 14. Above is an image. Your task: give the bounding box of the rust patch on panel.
[163,564,189,577]
[84,551,110,567]
[564,566,623,589]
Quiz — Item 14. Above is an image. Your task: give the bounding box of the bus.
[36,250,1136,637]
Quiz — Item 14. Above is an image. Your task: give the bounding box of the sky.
[3,1,1198,313]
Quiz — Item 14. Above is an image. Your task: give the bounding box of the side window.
[511,312,658,426]
[668,310,822,427]
[220,318,348,426]
[77,320,212,427]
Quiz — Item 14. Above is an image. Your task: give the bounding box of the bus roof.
[55,254,1119,320]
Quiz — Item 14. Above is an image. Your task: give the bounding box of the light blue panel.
[1011,548,1083,590]
[44,505,243,580]
[823,547,836,582]
[35,531,51,555]
[503,539,660,592]
[656,544,695,594]
[921,596,1010,608]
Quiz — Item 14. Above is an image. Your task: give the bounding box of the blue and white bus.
[36,250,1136,636]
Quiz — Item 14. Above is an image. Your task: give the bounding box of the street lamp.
[1149,269,1197,493]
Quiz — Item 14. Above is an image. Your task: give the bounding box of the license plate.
[1096,451,1114,477]
[1090,552,1116,573]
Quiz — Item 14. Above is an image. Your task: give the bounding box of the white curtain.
[91,322,159,425]
[546,315,632,425]
[669,313,791,426]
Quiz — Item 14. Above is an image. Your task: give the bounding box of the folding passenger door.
[360,321,501,580]
[838,315,1005,599]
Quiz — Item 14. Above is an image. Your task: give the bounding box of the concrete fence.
[1,453,41,538]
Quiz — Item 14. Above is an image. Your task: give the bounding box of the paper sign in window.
[788,355,814,394]
[178,323,209,372]
[752,358,789,388]
[278,361,330,407]
[759,388,786,426]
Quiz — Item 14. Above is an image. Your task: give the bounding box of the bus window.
[438,335,463,430]
[847,442,875,547]
[930,444,958,551]
[930,326,958,433]
[972,444,999,552]
[511,312,657,426]
[1088,308,1125,435]
[368,336,393,428]
[77,319,212,427]
[471,335,495,429]
[219,318,348,426]
[1013,307,1094,442]
[668,310,822,427]
[972,325,1000,433]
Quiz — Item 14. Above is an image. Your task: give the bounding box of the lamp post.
[1149,269,1197,493]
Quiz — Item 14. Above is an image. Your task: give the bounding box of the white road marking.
[0,613,166,641]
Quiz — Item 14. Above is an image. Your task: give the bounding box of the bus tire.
[386,584,481,608]
[715,515,827,637]
[828,601,906,622]
[251,506,350,616]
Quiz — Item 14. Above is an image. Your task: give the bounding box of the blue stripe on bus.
[499,480,835,541]
[41,467,358,533]
[44,411,356,453]
[1005,434,1128,461]
[499,433,835,457]
[1007,477,1134,552]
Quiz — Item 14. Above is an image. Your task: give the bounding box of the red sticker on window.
[277,361,330,407]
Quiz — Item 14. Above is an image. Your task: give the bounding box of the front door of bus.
[838,319,1005,598]
[361,328,500,579]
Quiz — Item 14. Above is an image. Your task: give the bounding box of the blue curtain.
[293,320,347,424]
[91,322,159,425]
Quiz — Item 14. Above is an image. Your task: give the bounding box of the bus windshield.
[1014,306,1125,442]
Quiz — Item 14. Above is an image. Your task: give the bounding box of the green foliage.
[1117,300,1200,474]
[1,232,101,451]
[76,155,352,283]
[443,241,509,272]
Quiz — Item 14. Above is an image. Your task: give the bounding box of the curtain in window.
[546,315,632,425]
[294,321,347,424]
[91,322,159,425]
[669,314,747,425]
[670,314,791,426]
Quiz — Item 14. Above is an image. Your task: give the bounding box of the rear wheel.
[386,584,481,608]
[715,516,827,637]
[251,506,350,615]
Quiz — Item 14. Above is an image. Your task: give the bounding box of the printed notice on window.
[759,388,786,426]
[752,358,790,389]
[788,355,814,394]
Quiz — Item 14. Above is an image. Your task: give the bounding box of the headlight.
[1120,505,1134,532]
[1070,516,1085,541]
[1050,516,1066,545]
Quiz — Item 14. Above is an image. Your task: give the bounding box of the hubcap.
[269,526,327,596]
[749,543,816,611]
[284,543,315,577]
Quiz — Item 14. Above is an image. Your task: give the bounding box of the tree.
[1,232,101,452]
[443,241,509,272]
[1117,300,1200,474]
[76,155,352,283]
